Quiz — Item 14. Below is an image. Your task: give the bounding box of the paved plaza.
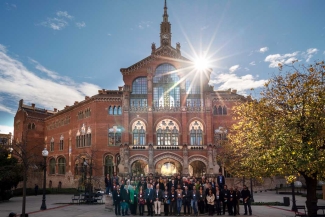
[0,191,324,217]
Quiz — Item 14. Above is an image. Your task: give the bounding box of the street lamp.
[40,148,49,210]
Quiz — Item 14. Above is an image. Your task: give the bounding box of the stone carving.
[212,146,217,166]
[129,155,149,167]
[151,43,156,54]
[153,153,183,166]
[188,156,208,168]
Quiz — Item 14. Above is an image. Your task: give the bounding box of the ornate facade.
[13,1,249,188]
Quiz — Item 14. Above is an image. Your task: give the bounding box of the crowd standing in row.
[105,172,253,216]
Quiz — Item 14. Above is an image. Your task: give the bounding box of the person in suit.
[113,185,122,216]
[241,185,252,216]
[234,186,241,215]
[168,177,176,190]
[145,183,154,217]
[154,184,163,216]
[221,185,229,215]
[227,187,237,216]
[217,172,225,190]
[183,186,191,216]
[190,185,199,216]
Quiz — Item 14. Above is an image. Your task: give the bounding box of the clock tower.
[160,0,171,47]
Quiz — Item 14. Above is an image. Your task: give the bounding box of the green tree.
[0,146,23,200]
[219,61,325,216]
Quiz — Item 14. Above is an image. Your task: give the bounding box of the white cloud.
[0,44,7,53]
[0,104,14,114]
[138,21,152,29]
[244,67,249,71]
[0,125,13,134]
[259,47,269,53]
[107,33,112,36]
[39,11,85,31]
[56,11,73,19]
[210,73,267,95]
[305,48,318,62]
[76,22,86,29]
[0,44,101,115]
[229,65,240,73]
[249,61,256,66]
[40,17,68,30]
[264,51,299,68]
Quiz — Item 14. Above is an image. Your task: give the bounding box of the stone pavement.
[0,191,324,217]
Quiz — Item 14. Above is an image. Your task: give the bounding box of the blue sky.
[1,0,325,134]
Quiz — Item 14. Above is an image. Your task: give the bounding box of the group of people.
[105,172,252,216]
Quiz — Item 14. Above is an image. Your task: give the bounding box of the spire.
[163,0,168,22]
[160,0,171,46]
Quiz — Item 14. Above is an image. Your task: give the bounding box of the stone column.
[182,145,189,176]
[148,144,154,174]
[118,145,125,174]
[124,144,129,175]
[207,145,214,174]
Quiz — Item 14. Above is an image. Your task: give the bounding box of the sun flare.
[194,58,209,71]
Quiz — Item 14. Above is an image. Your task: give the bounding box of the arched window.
[218,106,223,115]
[104,155,114,176]
[214,127,228,145]
[108,106,113,115]
[59,135,64,151]
[113,106,117,115]
[223,106,227,115]
[130,77,148,107]
[108,126,122,146]
[189,121,204,145]
[118,106,122,115]
[58,157,66,174]
[213,106,218,115]
[132,120,146,145]
[153,64,180,107]
[156,119,179,145]
[49,158,56,174]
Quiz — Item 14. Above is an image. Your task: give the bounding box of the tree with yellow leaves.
[219,61,325,216]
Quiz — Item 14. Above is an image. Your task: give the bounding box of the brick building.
[13,1,249,188]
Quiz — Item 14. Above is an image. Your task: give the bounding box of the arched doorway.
[155,158,182,176]
[104,155,114,176]
[131,160,149,176]
[189,161,206,177]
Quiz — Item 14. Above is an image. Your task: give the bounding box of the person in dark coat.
[113,185,122,215]
[217,172,225,190]
[121,185,130,216]
[145,183,154,217]
[34,184,39,196]
[227,187,237,216]
[183,186,191,216]
[221,185,229,215]
[241,185,252,216]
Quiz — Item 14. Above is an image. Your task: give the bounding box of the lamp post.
[250,178,254,202]
[40,148,48,210]
[291,182,297,211]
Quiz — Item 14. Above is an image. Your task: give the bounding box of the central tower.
[160,0,171,47]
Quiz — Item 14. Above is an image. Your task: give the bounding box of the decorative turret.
[160,0,171,46]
